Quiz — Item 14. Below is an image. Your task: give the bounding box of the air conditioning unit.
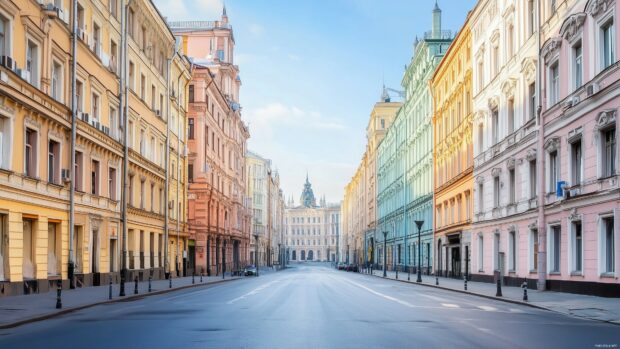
[79,112,90,123]
[562,96,580,109]
[100,51,110,67]
[78,28,89,45]
[0,55,15,71]
[58,8,69,24]
[102,126,110,135]
[61,169,71,183]
[586,82,600,97]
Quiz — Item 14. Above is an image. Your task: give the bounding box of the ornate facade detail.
[541,37,562,63]
[501,78,517,97]
[491,167,501,177]
[506,157,516,170]
[544,137,561,153]
[568,208,581,222]
[526,148,537,161]
[586,0,615,18]
[521,57,537,83]
[528,221,538,230]
[559,13,587,41]
[595,109,617,130]
[567,126,584,143]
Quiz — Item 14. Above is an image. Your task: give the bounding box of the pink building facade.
[471,0,619,297]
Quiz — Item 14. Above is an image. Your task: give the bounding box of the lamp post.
[382,231,388,277]
[415,220,424,283]
[253,233,259,277]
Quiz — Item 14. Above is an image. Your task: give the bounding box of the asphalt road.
[0,263,618,349]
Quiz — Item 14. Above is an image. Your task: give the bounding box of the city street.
[0,264,617,349]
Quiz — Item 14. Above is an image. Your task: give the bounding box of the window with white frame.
[108,167,117,200]
[492,44,499,77]
[76,80,83,112]
[530,228,538,272]
[25,127,37,178]
[493,176,500,208]
[48,139,60,184]
[549,150,558,193]
[92,93,99,120]
[0,115,10,170]
[477,60,484,92]
[528,0,535,37]
[570,138,583,185]
[508,230,516,271]
[26,40,39,86]
[602,127,617,177]
[529,159,537,199]
[129,61,135,90]
[508,168,515,204]
[573,41,583,90]
[548,62,559,106]
[74,151,83,191]
[139,129,145,156]
[507,24,514,59]
[491,107,499,145]
[51,61,63,102]
[571,221,583,273]
[549,225,561,273]
[601,18,615,70]
[507,98,515,134]
[600,216,615,274]
[91,159,100,196]
[528,82,536,120]
[493,232,500,271]
[0,13,9,57]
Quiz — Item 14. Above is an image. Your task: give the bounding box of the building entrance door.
[451,246,461,278]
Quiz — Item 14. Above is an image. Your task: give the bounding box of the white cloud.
[244,102,346,135]
[153,0,223,21]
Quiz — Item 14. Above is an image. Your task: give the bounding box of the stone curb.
[0,277,242,330]
[360,271,620,326]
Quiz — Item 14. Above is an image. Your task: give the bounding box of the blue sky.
[153,0,477,203]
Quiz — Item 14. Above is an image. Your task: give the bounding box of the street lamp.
[254,233,259,277]
[382,231,388,277]
[415,220,424,283]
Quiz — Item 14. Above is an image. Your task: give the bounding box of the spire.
[221,3,229,25]
[433,0,440,11]
[222,3,227,17]
[381,84,390,103]
[432,1,442,39]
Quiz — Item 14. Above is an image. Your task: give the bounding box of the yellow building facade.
[431,17,474,279]
[0,0,190,296]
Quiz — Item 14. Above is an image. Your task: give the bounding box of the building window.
[491,107,499,145]
[530,229,538,272]
[140,74,146,100]
[601,19,615,70]
[141,26,147,51]
[128,174,134,206]
[93,23,101,56]
[549,151,558,193]
[492,44,499,77]
[91,159,100,196]
[128,8,134,37]
[529,159,537,199]
[48,140,60,184]
[508,169,515,204]
[109,0,118,18]
[92,93,99,120]
[477,123,484,154]
[478,235,484,271]
[477,60,484,91]
[493,176,500,208]
[76,80,83,112]
[601,217,615,273]
[573,41,583,90]
[188,163,194,183]
[528,82,536,120]
[549,62,559,106]
[507,98,515,134]
[25,128,37,178]
[571,139,582,185]
[151,85,156,110]
[109,167,117,200]
[51,61,63,102]
[549,225,561,273]
[571,221,583,273]
[508,230,516,271]
[0,14,9,57]
[478,183,484,213]
[603,127,617,177]
[507,24,514,59]
[189,85,194,103]
[150,183,154,211]
[129,62,135,90]
[188,118,194,139]
[528,0,535,37]
[0,115,9,170]
[75,151,83,191]
[140,129,145,156]
[26,40,39,86]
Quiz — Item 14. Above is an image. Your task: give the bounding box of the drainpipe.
[164,53,173,279]
[119,0,131,296]
[68,0,78,289]
[536,0,547,291]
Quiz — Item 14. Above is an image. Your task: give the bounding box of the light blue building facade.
[372,4,452,273]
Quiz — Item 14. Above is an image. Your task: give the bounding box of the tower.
[432,1,442,39]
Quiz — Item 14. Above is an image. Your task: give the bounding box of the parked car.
[346,264,358,272]
[337,262,346,270]
[244,265,257,276]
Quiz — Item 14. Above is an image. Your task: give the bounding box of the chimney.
[432,1,442,39]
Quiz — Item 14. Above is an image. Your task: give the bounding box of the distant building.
[285,176,340,262]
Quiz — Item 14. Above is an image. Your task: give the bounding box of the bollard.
[464,277,468,291]
[169,276,172,289]
[134,276,138,295]
[522,282,528,301]
[435,274,439,286]
[148,276,152,292]
[200,273,203,283]
[496,278,503,297]
[109,276,113,300]
[408,266,411,281]
[55,280,62,309]
[396,267,398,280]
[192,273,195,285]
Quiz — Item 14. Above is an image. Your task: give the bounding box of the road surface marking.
[420,294,449,302]
[477,305,497,312]
[509,308,524,313]
[441,303,460,308]
[344,279,416,308]
[227,280,280,304]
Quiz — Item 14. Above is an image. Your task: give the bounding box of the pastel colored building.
[285,177,340,263]
[535,0,618,295]
[342,90,400,266]
[0,0,190,296]
[375,3,452,273]
[431,14,474,279]
[171,9,252,276]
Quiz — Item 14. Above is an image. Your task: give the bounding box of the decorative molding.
[541,37,562,63]
[488,97,499,110]
[521,57,537,83]
[586,0,614,18]
[559,13,587,41]
[506,157,516,170]
[544,137,561,153]
[491,167,501,177]
[24,115,41,130]
[507,225,516,232]
[501,78,517,97]
[526,148,537,161]
[476,176,484,184]
[528,221,538,230]
[595,109,617,130]
[568,208,582,222]
[567,126,584,143]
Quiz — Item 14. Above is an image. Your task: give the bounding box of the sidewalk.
[0,274,241,329]
[362,268,620,325]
